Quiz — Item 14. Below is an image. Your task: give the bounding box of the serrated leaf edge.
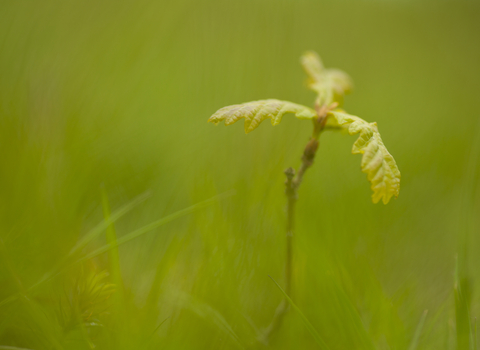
[208,99,316,134]
[328,110,401,204]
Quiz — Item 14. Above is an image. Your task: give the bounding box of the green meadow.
[0,0,479,349]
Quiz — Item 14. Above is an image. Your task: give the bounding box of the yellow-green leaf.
[328,110,401,204]
[301,51,353,106]
[208,99,316,134]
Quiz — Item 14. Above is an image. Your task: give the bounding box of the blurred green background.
[1,0,479,349]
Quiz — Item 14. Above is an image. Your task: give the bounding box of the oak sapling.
[208,51,401,342]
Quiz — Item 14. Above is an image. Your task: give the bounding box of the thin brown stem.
[260,104,329,345]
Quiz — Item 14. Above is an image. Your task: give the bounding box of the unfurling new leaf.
[208,99,316,134]
[328,110,401,204]
[208,51,400,204]
[301,51,353,107]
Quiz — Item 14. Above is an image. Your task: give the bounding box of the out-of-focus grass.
[0,0,479,349]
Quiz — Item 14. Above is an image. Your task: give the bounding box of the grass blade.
[101,186,123,289]
[269,276,330,350]
[101,185,126,325]
[70,190,152,256]
[455,255,473,350]
[408,310,428,350]
[475,318,478,350]
[0,191,234,309]
[329,278,376,350]
[75,190,235,264]
[177,291,245,350]
[0,191,150,309]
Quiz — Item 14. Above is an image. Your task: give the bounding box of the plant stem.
[260,104,329,344]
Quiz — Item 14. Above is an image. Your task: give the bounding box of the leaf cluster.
[208,51,400,204]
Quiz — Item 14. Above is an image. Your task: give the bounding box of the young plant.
[208,51,401,342]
